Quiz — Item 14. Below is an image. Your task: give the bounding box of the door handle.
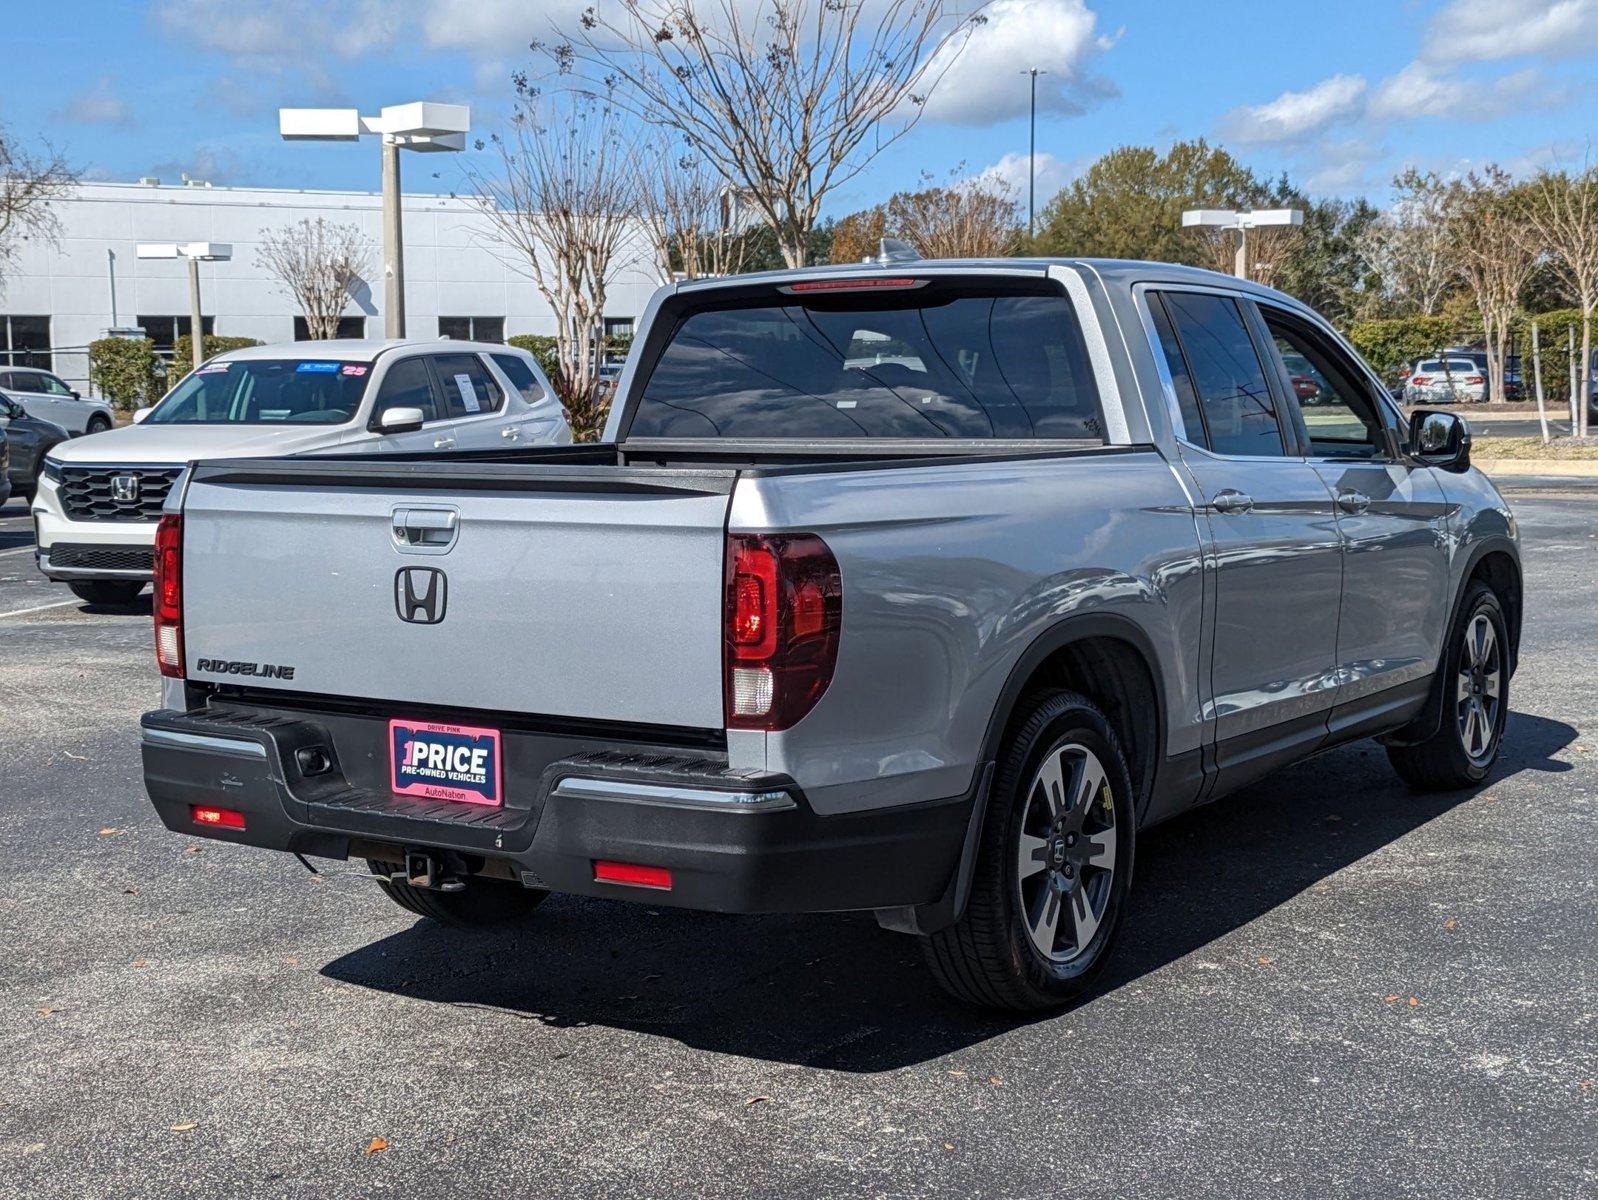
[433,435,456,450]
[1210,489,1253,514]
[1336,490,1370,515]
[500,426,520,440]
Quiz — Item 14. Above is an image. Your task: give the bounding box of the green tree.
[1031,139,1262,264]
[1272,196,1381,326]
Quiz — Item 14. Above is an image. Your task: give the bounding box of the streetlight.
[278,101,470,339]
[1181,208,1303,279]
[135,242,233,373]
[1019,69,1048,241]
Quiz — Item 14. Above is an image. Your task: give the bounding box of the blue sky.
[4,0,1595,217]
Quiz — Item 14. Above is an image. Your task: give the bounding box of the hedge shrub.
[1345,316,1459,383]
[87,337,159,412]
[171,334,264,371]
[1512,308,1598,403]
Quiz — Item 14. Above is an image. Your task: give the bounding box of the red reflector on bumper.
[593,860,672,890]
[191,805,246,830]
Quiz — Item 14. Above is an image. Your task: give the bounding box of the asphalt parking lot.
[0,492,1592,1199]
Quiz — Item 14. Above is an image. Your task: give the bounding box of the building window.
[438,316,505,343]
[603,317,634,339]
[1,315,53,370]
[293,316,367,341]
[137,315,215,353]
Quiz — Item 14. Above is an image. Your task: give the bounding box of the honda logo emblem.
[111,474,140,503]
[395,567,447,624]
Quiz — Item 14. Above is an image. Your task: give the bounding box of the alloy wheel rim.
[1015,743,1117,964]
[1456,613,1502,765]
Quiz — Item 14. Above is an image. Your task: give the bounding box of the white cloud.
[151,0,400,64]
[1429,0,1598,62]
[1368,61,1557,121]
[54,77,136,129]
[918,0,1118,126]
[974,150,1074,203]
[1219,74,1366,146]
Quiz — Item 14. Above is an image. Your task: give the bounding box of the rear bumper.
[140,706,975,915]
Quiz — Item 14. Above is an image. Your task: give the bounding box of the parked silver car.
[0,367,116,435]
[140,259,1520,1012]
[1403,357,1487,404]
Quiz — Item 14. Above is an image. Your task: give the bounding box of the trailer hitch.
[393,849,466,893]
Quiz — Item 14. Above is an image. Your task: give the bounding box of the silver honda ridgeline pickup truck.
[140,259,1520,1012]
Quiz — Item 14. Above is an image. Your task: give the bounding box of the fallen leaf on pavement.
[1257,956,1274,966]
[170,1122,197,1132]
[21,1143,44,1156]
[1407,996,1419,1007]
[364,1137,388,1155]
[746,1096,770,1107]
[132,959,148,968]
[283,956,299,966]
[184,845,203,854]
[947,1070,967,1078]
[1444,918,1457,930]
[1384,995,1400,1003]
[36,1006,57,1016]
[64,751,87,761]
[988,1076,1003,1086]
[98,828,120,836]
[943,1143,955,1151]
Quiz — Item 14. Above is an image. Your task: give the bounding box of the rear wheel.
[84,415,112,435]
[921,690,1135,1012]
[366,860,548,927]
[68,580,145,606]
[1386,582,1508,791]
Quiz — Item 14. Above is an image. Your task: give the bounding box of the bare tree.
[0,124,78,288]
[1190,223,1302,287]
[887,170,1019,259]
[465,86,644,435]
[641,147,750,280]
[1443,166,1537,405]
[1522,164,1598,435]
[256,217,372,339]
[1357,168,1455,316]
[557,0,986,268]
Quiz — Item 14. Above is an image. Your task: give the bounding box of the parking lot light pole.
[1181,207,1304,279]
[1019,69,1047,241]
[135,242,233,373]
[278,103,470,339]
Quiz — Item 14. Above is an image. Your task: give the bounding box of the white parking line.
[0,598,79,620]
[0,545,36,557]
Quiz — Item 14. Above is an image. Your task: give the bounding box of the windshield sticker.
[297,362,339,373]
[196,363,231,374]
[453,373,481,413]
[340,364,368,376]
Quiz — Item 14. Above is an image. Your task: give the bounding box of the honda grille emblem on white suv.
[111,474,140,503]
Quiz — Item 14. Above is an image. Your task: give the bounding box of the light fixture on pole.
[1181,208,1303,279]
[278,101,470,339]
[135,242,233,373]
[1019,69,1048,241]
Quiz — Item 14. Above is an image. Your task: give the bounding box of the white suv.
[35,339,571,604]
[0,367,117,436]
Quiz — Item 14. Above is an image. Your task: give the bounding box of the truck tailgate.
[178,460,735,729]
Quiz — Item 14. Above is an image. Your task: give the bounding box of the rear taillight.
[192,805,245,830]
[1411,375,1432,386]
[153,513,184,678]
[1466,375,1485,385]
[724,533,841,731]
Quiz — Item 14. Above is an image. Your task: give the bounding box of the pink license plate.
[389,719,503,806]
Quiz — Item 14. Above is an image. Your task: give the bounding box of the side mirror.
[131,406,154,424]
[71,390,82,399]
[375,406,426,435]
[1409,409,1471,472]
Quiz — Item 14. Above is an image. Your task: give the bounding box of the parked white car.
[1402,358,1486,405]
[34,339,572,604]
[0,367,117,435]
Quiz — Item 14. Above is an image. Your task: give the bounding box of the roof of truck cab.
[216,338,524,363]
[671,255,1303,308]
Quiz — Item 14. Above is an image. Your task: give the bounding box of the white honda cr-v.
[35,339,572,604]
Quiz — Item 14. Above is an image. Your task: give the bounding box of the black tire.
[366,860,548,927]
[921,689,1136,1012]
[68,580,145,606]
[84,416,111,435]
[1386,581,1509,791]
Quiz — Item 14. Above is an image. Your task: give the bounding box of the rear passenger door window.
[371,357,443,425]
[429,353,505,419]
[1153,291,1287,457]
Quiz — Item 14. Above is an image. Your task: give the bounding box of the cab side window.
[1152,291,1287,457]
[1261,309,1386,460]
[371,358,442,424]
[429,353,504,418]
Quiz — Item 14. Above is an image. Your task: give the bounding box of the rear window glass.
[628,287,1103,440]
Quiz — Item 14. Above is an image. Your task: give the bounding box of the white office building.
[0,179,662,390]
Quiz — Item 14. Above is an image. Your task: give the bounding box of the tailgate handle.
[392,507,459,552]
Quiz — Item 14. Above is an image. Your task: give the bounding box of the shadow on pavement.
[321,710,1577,1072]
